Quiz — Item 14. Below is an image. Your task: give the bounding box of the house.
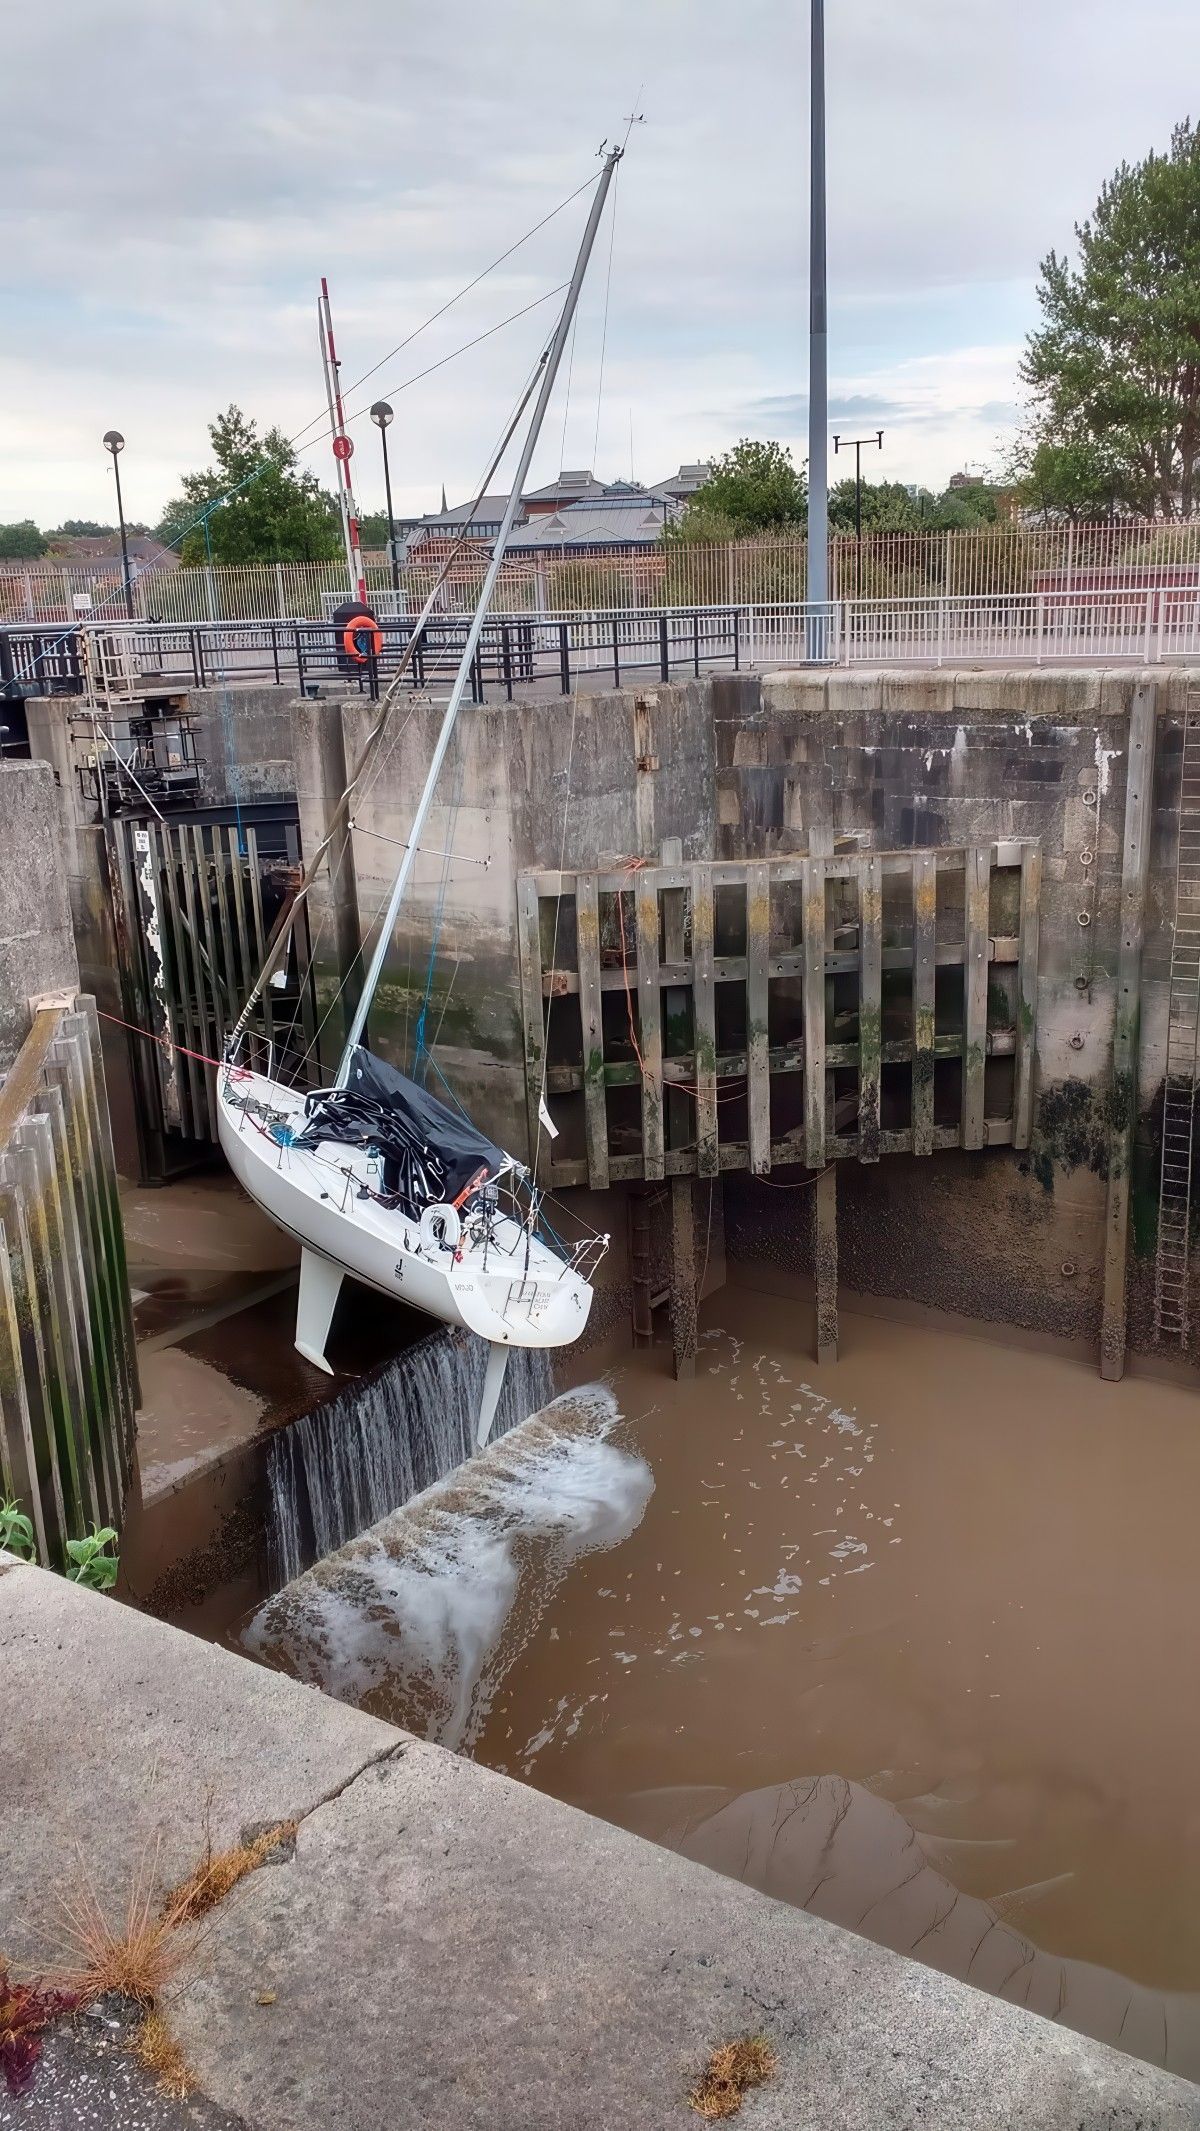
[400,466,707,561]
[44,534,180,571]
[508,490,676,556]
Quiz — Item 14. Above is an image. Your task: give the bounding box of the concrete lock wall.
[288,666,1192,1357]
[0,761,78,1067]
[23,666,1197,1359]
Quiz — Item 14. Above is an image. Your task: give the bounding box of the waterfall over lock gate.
[267,1331,554,1585]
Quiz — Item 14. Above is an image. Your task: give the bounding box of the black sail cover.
[294,1047,511,1210]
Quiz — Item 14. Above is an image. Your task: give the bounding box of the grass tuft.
[51,1840,194,2007]
[688,2035,779,2121]
[165,1820,297,1925]
[130,2009,193,2098]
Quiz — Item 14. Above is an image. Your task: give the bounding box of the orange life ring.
[342,613,383,663]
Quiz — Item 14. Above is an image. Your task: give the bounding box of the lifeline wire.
[7,162,596,688]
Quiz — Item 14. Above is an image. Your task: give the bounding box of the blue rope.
[423,1047,473,1123]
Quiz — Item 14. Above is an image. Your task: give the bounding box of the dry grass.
[51,1841,196,2007]
[165,1820,297,1925]
[688,2035,779,2121]
[130,2009,193,2099]
[49,1818,294,2011]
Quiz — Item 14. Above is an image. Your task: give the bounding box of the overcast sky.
[3,0,1198,534]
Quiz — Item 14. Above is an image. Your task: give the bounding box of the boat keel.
[475,1341,510,1452]
[295,1247,343,1375]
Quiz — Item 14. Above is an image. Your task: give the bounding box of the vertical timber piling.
[1100,679,1157,1382]
[814,1161,838,1363]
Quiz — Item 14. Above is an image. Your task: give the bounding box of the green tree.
[671,439,807,540]
[357,510,391,550]
[826,478,1003,535]
[0,521,46,559]
[829,478,923,533]
[1006,437,1120,524]
[1019,119,1200,520]
[158,406,342,564]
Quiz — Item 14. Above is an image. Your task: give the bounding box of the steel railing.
[5,587,1200,705]
[8,517,1200,628]
[0,608,747,703]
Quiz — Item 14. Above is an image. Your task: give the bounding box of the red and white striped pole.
[318,276,367,605]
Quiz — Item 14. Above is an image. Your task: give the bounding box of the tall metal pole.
[103,434,135,621]
[337,146,624,1080]
[319,278,368,605]
[807,0,828,648]
[371,404,401,597]
[113,456,133,619]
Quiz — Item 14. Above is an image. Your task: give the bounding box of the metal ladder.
[1153,690,1200,1343]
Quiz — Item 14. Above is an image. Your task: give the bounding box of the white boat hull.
[215,1068,594,1370]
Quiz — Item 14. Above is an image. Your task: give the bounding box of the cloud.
[2,0,1198,523]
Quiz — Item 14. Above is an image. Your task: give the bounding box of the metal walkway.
[1154,689,1200,1343]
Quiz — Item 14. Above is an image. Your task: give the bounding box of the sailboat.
[216,149,622,1449]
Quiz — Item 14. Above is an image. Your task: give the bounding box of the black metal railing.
[0,608,743,706]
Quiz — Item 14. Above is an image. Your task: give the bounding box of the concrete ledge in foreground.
[2,1561,1197,2131]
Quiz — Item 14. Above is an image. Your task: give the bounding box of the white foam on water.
[246,1382,653,1751]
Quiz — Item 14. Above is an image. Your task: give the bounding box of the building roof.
[522,469,604,506]
[510,499,672,551]
[402,492,514,534]
[648,463,711,501]
[403,466,700,550]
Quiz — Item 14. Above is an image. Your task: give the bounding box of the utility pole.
[807,0,828,656]
[833,429,883,597]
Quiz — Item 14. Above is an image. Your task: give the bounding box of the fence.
[1,608,746,704]
[0,999,137,1567]
[7,589,1200,705]
[7,516,1200,628]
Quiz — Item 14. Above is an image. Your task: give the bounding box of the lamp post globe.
[102,431,134,619]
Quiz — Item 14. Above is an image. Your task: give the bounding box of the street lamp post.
[832,429,884,598]
[102,430,134,619]
[370,401,400,598]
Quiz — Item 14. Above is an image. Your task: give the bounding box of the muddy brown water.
[241,1274,1200,2080]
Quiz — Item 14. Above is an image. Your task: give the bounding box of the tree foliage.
[1019,118,1200,520]
[0,521,46,559]
[156,406,342,564]
[1005,437,1121,524]
[827,478,1002,534]
[671,439,807,540]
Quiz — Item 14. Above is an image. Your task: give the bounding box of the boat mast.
[319,277,368,605]
[336,144,623,1085]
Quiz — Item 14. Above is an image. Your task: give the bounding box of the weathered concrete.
[2,1561,1197,2130]
[24,663,1200,1357]
[0,763,77,1068]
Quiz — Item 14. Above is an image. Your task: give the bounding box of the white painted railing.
[7,517,1200,628]
[744,588,1200,667]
